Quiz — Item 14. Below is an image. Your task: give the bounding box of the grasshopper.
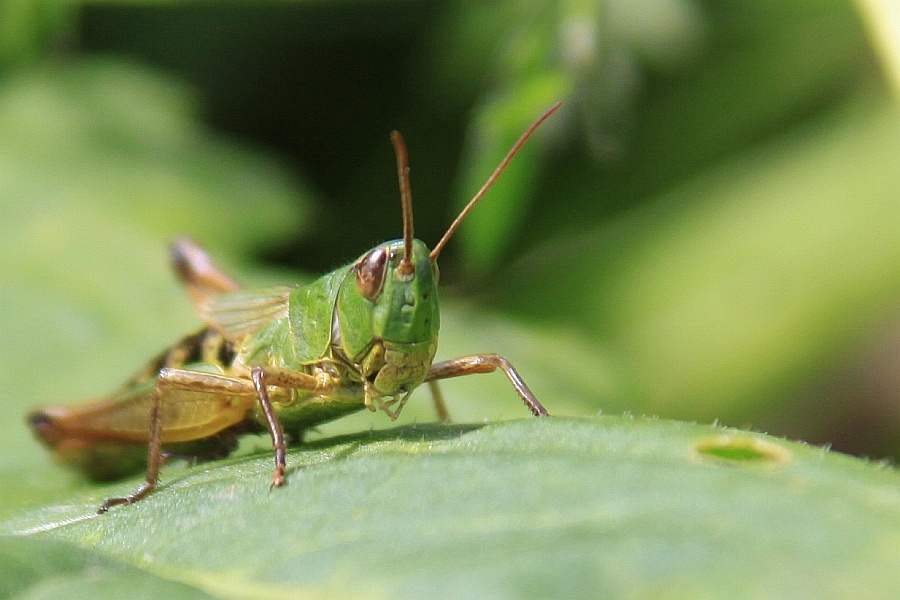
[29,102,559,513]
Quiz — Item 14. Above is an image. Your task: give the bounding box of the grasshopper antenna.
[391,131,415,276]
[429,101,562,262]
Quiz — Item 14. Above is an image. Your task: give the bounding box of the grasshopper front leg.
[425,354,549,417]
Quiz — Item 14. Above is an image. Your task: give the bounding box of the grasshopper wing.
[198,287,293,342]
[201,270,348,364]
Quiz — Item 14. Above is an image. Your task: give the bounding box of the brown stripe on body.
[121,328,236,388]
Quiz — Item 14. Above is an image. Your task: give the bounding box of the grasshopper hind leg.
[97,368,260,514]
[169,237,240,306]
[97,388,164,513]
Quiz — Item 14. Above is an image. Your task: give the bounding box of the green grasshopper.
[29,102,559,513]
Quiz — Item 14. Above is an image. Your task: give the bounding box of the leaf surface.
[3,417,898,599]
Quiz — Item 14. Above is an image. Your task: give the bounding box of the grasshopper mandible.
[29,102,560,513]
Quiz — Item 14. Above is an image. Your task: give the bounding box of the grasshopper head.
[336,237,440,397]
[335,103,560,397]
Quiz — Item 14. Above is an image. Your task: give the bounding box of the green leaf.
[0,537,214,599]
[3,417,898,599]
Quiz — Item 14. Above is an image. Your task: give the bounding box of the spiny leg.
[424,353,549,417]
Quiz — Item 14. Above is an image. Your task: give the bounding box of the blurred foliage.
[38,0,894,460]
[0,0,898,594]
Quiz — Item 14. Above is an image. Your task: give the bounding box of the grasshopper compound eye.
[355,247,389,300]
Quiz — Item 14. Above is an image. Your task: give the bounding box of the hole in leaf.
[694,434,790,466]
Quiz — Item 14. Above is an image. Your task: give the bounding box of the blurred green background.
[0,0,897,512]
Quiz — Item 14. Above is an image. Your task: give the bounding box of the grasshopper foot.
[97,482,155,514]
[269,465,286,489]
